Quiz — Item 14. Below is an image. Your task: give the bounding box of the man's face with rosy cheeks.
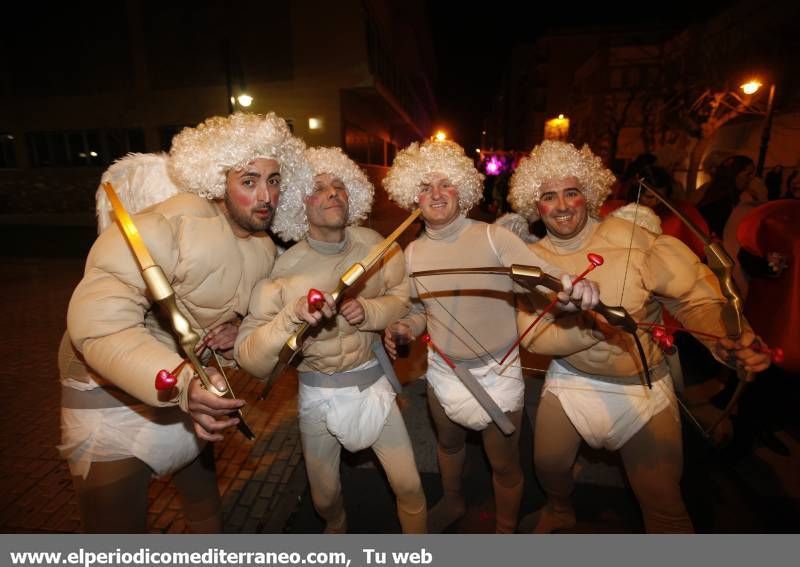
[417,172,460,229]
[304,173,349,241]
[537,176,589,239]
[223,158,281,237]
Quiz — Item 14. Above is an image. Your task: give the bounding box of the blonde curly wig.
[168,112,312,202]
[383,140,483,212]
[271,147,375,242]
[509,141,615,220]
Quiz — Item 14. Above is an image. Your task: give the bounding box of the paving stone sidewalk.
[0,258,307,534]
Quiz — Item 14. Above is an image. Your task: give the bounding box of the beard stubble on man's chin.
[248,204,274,232]
[224,192,274,234]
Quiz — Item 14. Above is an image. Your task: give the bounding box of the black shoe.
[757,430,790,457]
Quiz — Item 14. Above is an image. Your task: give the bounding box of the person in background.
[764,165,783,201]
[732,200,800,456]
[696,155,755,238]
[784,170,800,199]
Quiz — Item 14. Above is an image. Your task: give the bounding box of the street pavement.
[0,257,307,533]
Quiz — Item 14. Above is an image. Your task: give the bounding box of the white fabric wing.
[95,153,183,234]
[609,203,663,235]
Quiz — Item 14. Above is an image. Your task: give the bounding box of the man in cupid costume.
[236,147,426,533]
[60,112,311,532]
[508,141,771,532]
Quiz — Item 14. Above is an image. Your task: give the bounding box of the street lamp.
[740,80,762,95]
[434,130,447,142]
[544,114,570,141]
[223,39,254,113]
[740,79,776,177]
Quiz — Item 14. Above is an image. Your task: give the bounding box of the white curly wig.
[167,112,312,202]
[509,140,615,220]
[383,140,483,212]
[95,153,182,234]
[271,147,375,242]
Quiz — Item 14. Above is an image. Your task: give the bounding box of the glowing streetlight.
[739,77,776,175]
[740,80,762,95]
[544,114,570,141]
[237,93,253,107]
[434,130,447,142]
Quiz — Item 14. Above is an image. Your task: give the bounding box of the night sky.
[426,0,737,150]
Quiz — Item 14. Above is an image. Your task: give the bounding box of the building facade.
[0,0,436,219]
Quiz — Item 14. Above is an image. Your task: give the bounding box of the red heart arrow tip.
[307,288,325,312]
[155,369,177,391]
[587,253,604,267]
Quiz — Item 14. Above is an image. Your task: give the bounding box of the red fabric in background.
[737,200,800,372]
[659,204,709,260]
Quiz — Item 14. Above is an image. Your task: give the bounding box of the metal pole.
[756,83,776,177]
